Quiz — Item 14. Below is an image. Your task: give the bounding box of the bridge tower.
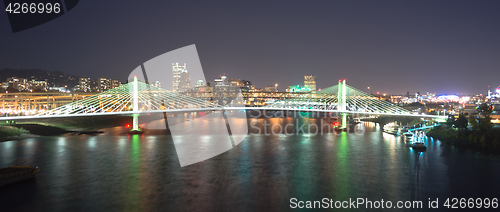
[337,79,347,129]
[129,76,143,134]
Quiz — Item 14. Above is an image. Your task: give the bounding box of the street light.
[368,87,371,94]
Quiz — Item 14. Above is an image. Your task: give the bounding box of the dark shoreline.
[427,133,500,156]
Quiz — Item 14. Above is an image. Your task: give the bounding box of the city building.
[194,80,210,92]
[227,78,245,87]
[111,79,122,88]
[211,74,252,92]
[150,80,161,88]
[286,85,312,93]
[79,77,92,92]
[304,75,316,92]
[264,86,277,92]
[7,77,29,91]
[98,77,111,91]
[179,69,191,92]
[0,82,8,90]
[213,74,227,86]
[172,63,187,92]
[48,87,68,92]
[29,79,48,91]
[196,80,206,87]
[488,85,500,103]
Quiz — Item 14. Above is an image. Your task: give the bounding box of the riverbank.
[427,126,500,155]
[362,116,422,127]
[13,124,72,136]
[0,126,30,141]
[12,115,132,131]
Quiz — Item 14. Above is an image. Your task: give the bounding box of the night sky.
[1,0,499,95]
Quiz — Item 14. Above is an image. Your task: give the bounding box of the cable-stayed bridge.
[0,78,447,130]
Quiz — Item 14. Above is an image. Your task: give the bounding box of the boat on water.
[403,130,413,139]
[0,166,40,186]
[383,123,400,136]
[411,142,427,151]
[410,131,427,151]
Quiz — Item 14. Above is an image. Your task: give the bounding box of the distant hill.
[0,68,80,88]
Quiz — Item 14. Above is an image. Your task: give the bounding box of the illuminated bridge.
[0,78,447,130]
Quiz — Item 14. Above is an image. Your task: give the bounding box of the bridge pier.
[338,79,347,129]
[128,76,143,134]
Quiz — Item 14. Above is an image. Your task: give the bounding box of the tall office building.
[304,75,316,92]
[179,69,191,92]
[172,63,187,92]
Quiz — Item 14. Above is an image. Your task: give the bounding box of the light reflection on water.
[0,119,499,211]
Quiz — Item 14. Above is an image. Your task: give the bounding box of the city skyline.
[1,68,499,96]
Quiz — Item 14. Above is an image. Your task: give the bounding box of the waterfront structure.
[172,63,187,92]
[0,79,449,125]
[0,92,93,115]
[304,75,316,92]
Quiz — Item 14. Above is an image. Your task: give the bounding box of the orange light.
[333,122,339,126]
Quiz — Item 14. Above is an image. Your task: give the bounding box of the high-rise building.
[172,63,187,92]
[79,77,92,92]
[304,75,316,92]
[179,69,191,92]
[111,79,122,88]
[98,77,111,91]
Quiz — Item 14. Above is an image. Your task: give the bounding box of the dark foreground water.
[1,120,500,211]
